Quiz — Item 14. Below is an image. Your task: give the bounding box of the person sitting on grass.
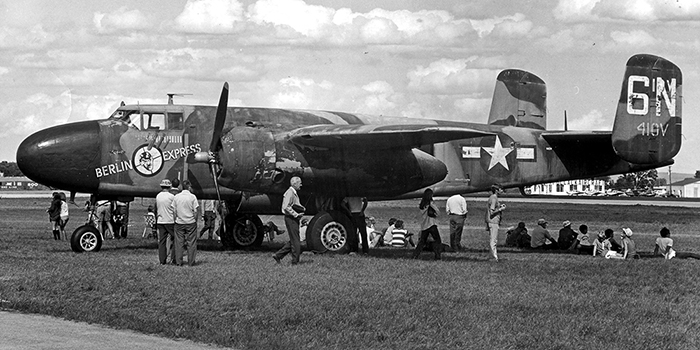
[593,232,612,257]
[557,220,578,251]
[604,228,623,252]
[620,228,640,259]
[654,227,700,260]
[574,224,595,255]
[390,220,415,248]
[530,218,558,250]
[376,217,397,247]
[505,222,528,248]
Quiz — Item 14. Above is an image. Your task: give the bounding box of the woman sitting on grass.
[654,227,700,260]
[620,228,640,259]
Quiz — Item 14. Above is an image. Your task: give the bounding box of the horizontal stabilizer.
[288,124,494,150]
[542,130,612,144]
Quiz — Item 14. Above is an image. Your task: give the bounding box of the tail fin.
[612,54,682,164]
[487,69,547,130]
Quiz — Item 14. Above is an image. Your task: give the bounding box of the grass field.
[1,197,699,349]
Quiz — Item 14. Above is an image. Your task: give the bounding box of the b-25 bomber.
[17,54,682,253]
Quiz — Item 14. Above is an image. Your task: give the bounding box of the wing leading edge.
[287,124,494,150]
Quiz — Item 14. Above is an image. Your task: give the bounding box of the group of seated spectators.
[505,218,700,260]
[367,217,416,248]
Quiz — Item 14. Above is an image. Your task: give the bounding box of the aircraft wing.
[287,124,494,149]
[541,130,612,145]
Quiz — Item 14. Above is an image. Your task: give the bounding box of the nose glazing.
[17,121,101,193]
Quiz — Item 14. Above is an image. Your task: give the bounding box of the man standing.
[446,194,468,251]
[155,179,175,265]
[273,176,304,265]
[171,180,199,266]
[343,197,369,254]
[530,218,558,250]
[199,199,217,240]
[485,184,505,261]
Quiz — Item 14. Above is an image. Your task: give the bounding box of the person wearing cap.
[530,218,558,250]
[620,228,639,259]
[557,220,578,251]
[485,184,505,260]
[446,194,468,251]
[155,178,176,265]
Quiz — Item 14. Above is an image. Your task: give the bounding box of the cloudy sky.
[1,0,699,174]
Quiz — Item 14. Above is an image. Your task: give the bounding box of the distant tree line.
[609,169,660,190]
[0,161,23,177]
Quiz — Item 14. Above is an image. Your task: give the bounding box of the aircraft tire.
[306,210,352,254]
[229,213,264,249]
[70,225,102,253]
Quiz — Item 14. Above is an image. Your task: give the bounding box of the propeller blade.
[209,162,226,233]
[210,82,229,152]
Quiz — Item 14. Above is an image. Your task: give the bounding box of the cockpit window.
[146,113,165,130]
[168,113,183,130]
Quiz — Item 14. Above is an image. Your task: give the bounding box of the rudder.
[487,69,547,130]
[612,54,682,164]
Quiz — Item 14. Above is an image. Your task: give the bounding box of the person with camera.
[485,184,506,261]
[412,188,442,260]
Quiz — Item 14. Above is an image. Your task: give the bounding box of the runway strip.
[463,196,700,208]
[0,310,231,350]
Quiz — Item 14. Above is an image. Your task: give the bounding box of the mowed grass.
[1,197,700,350]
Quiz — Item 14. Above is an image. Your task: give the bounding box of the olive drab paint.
[612,54,682,165]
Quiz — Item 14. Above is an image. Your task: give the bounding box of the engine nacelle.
[217,126,281,193]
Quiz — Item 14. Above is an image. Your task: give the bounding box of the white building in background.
[670,178,700,198]
[527,179,606,196]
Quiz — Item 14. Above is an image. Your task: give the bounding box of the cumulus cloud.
[470,13,533,38]
[173,0,244,33]
[0,67,9,75]
[94,7,152,34]
[610,30,657,46]
[554,0,700,22]
[553,0,602,22]
[247,0,472,44]
[407,58,498,95]
[248,0,335,37]
[568,109,610,130]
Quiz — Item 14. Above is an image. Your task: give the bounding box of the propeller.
[195,82,229,233]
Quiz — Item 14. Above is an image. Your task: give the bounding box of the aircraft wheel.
[70,225,102,253]
[223,213,264,249]
[306,210,352,254]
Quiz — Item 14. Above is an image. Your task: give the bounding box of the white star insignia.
[482,135,513,170]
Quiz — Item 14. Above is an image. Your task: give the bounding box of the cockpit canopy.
[109,105,186,131]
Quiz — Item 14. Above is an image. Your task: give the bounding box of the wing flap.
[287,124,494,149]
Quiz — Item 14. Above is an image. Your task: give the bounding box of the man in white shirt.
[155,179,175,264]
[446,194,468,251]
[273,176,304,265]
[171,180,199,266]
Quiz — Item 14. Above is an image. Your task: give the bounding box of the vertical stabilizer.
[612,54,682,164]
[487,69,547,130]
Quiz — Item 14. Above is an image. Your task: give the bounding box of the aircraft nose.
[17,121,101,193]
[414,149,448,187]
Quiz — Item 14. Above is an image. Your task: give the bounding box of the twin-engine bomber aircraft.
[17,54,682,253]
